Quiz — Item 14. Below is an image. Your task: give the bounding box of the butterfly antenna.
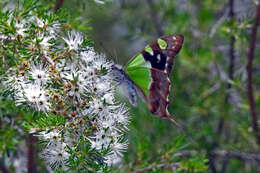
[99,42,115,62]
[114,48,119,64]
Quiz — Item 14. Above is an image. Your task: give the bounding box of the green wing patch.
[125,67,151,96]
[158,38,167,49]
[125,53,151,71]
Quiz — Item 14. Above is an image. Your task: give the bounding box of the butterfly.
[112,34,184,128]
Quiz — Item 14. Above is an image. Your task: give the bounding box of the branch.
[219,158,229,173]
[27,134,37,173]
[172,150,260,172]
[172,150,260,162]
[227,0,235,95]
[54,0,65,13]
[209,6,229,37]
[52,50,71,62]
[212,150,260,162]
[217,0,236,136]
[0,121,11,173]
[247,1,260,146]
[0,160,11,173]
[208,152,218,173]
[133,163,180,173]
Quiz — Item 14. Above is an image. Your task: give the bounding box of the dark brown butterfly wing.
[140,34,184,128]
[141,34,184,75]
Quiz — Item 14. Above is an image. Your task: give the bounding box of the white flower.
[35,33,53,50]
[88,129,112,150]
[104,153,122,166]
[80,49,95,63]
[47,23,60,35]
[0,34,8,42]
[92,100,104,113]
[103,93,114,104]
[93,58,105,70]
[61,70,87,100]
[63,31,83,51]
[40,142,69,169]
[109,139,128,157]
[4,72,25,91]
[97,112,115,129]
[96,82,108,92]
[38,129,62,146]
[29,63,50,84]
[15,83,50,112]
[33,16,45,28]
[113,105,130,127]
[15,21,27,37]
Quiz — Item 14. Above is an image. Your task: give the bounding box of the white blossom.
[29,63,50,84]
[63,31,83,51]
[3,13,130,170]
[104,153,122,166]
[34,17,45,28]
[40,142,70,169]
[103,92,114,104]
[109,139,128,157]
[15,83,50,112]
[80,49,96,63]
[15,21,27,37]
[37,33,53,49]
[37,129,62,146]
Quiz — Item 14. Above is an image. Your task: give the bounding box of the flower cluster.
[1,6,129,172]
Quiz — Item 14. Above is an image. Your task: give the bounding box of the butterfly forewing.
[125,34,184,76]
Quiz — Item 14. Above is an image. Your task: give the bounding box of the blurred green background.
[1,0,260,172]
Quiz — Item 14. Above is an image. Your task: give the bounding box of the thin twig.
[27,134,37,173]
[227,0,235,99]
[210,7,229,37]
[173,150,260,162]
[0,117,10,173]
[219,158,229,173]
[217,0,236,137]
[52,51,71,62]
[208,152,218,173]
[212,2,236,172]
[212,150,260,162]
[247,1,260,146]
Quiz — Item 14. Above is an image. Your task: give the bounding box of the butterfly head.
[111,63,123,71]
[111,63,125,83]
[111,63,138,106]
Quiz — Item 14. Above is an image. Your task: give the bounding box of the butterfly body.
[112,64,138,106]
[112,34,184,128]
